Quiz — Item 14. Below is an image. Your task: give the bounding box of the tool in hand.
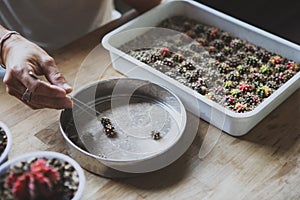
[28,71,101,117]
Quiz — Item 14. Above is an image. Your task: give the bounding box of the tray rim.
[102,0,300,120]
[102,0,300,136]
[61,77,187,163]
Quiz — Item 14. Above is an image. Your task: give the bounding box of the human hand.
[2,34,73,109]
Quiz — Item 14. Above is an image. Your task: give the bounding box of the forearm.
[121,0,161,12]
[0,25,19,67]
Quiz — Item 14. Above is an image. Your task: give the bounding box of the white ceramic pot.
[0,151,86,200]
[0,121,12,165]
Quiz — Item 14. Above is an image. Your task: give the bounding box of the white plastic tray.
[102,0,300,136]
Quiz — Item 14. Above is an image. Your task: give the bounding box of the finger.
[46,67,73,94]
[4,63,67,98]
[39,55,72,93]
[6,86,43,110]
[6,83,72,109]
[30,94,73,109]
[3,65,27,94]
[5,64,72,109]
[4,76,27,96]
[22,72,67,98]
[4,73,41,109]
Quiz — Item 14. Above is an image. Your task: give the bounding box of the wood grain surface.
[0,13,300,200]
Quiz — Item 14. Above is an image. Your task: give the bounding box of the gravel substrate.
[121,16,299,113]
[0,128,7,158]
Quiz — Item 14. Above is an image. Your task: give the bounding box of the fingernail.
[63,83,72,92]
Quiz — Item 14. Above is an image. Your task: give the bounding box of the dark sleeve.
[195,0,300,45]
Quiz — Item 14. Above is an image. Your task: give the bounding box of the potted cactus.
[0,151,85,200]
[0,121,12,165]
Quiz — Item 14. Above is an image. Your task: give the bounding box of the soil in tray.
[120,16,299,113]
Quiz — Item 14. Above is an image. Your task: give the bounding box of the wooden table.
[1,13,300,200]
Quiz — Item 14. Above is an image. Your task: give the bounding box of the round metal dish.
[59,78,187,178]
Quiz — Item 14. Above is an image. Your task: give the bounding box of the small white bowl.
[0,151,86,200]
[0,121,12,165]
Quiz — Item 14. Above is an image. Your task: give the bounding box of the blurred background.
[196,0,300,45]
[114,0,300,45]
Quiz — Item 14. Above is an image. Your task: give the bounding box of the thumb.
[46,66,72,93]
[39,52,72,94]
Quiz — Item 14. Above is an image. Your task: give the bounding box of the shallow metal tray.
[59,78,190,177]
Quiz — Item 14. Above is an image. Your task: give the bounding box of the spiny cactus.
[5,158,60,200]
